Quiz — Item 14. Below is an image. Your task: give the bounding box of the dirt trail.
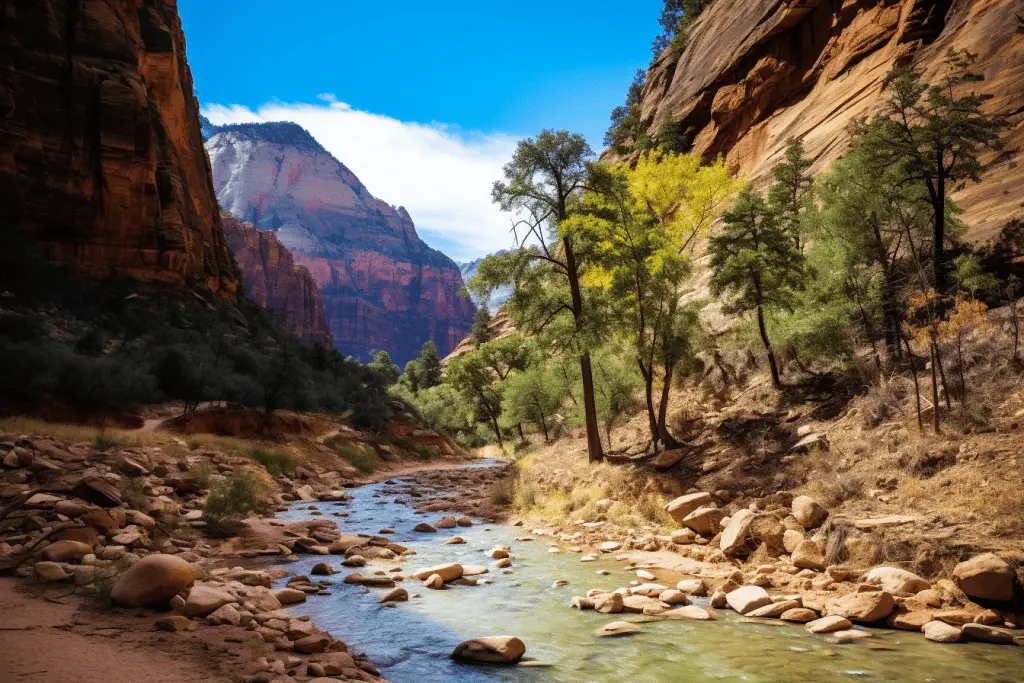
[0,579,228,683]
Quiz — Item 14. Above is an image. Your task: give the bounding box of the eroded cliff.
[204,122,474,364]
[0,0,236,295]
[222,213,333,347]
[632,0,1024,242]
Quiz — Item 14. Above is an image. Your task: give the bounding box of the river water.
[274,463,1021,683]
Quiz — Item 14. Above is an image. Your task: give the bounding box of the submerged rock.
[451,636,526,663]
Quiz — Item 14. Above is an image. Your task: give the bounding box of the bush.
[325,437,378,473]
[204,470,272,519]
[248,448,296,476]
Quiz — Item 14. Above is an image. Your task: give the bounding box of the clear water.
[274,463,1022,682]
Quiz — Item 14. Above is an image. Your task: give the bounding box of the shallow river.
[275,463,1021,683]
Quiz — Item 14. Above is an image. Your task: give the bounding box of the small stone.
[780,608,817,623]
[961,623,1016,645]
[424,574,445,589]
[272,588,307,605]
[664,492,712,524]
[413,523,436,533]
[34,561,70,582]
[595,621,641,637]
[380,587,409,603]
[791,496,828,529]
[829,629,872,644]
[185,585,236,617]
[42,540,93,563]
[155,616,193,632]
[923,620,962,643]
[310,562,335,576]
[806,616,853,634]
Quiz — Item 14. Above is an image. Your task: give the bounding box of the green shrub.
[325,437,377,473]
[204,471,270,519]
[248,449,296,476]
[93,430,131,452]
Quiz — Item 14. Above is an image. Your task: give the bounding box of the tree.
[499,365,567,442]
[369,350,400,386]
[605,71,648,154]
[471,305,493,347]
[479,334,532,381]
[768,137,813,250]
[480,130,606,462]
[709,189,807,389]
[589,348,643,449]
[651,0,715,57]
[446,351,504,450]
[857,50,1006,290]
[415,341,443,390]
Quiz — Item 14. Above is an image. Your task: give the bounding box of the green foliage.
[604,70,647,154]
[499,364,568,441]
[653,0,715,57]
[247,449,296,476]
[471,305,493,347]
[952,254,998,298]
[416,341,443,390]
[204,471,270,519]
[415,384,478,442]
[369,350,401,386]
[325,437,378,473]
[447,350,506,449]
[767,137,813,249]
[478,334,533,380]
[588,347,644,445]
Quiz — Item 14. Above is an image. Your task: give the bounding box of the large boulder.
[725,586,772,615]
[824,591,895,624]
[110,554,196,608]
[411,563,464,583]
[952,553,1015,602]
[720,509,756,555]
[923,620,962,643]
[184,585,236,617]
[864,567,930,595]
[682,506,723,536]
[806,616,852,634]
[451,636,526,664]
[653,449,685,470]
[791,495,827,529]
[665,492,712,525]
[791,540,826,571]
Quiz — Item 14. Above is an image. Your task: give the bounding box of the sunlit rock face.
[205,122,474,364]
[1,0,237,297]
[222,213,333,346]
[622,0,1023,243]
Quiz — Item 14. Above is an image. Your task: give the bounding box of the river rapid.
[273,462,1021,683]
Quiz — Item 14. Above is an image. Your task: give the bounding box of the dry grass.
[507,444,674,529]
[896,461,1024,536]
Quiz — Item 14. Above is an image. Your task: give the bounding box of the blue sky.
[180,0,663,259]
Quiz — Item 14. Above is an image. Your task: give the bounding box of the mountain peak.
[204,120,326,153]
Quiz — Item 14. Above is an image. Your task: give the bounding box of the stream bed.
[274,462,1021,682]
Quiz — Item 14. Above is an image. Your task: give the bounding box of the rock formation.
[221,213,333,346]
[0,0,237,296]
[204,122,475,364]
[628,0,1024,242]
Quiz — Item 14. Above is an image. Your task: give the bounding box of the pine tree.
[471,305,493,347]
[768,137,813,251]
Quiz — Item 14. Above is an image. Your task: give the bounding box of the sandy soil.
[0,579,232,683]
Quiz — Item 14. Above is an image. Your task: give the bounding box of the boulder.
[413,523,437,533]
[110,554,197,608]
[272,588,307,605]
[653,449,685,470]
[411,563,464,582]
[311,562,335,576]
[886,610,936,631]
[824,591,895,624]
[42,540,92,563]
[806,616,852,634]
[599,541,621,553]
[725,586,772,615]
[671,528,697,545]
[923,620,962,643]
[864,567,930,595]
[829,629,872,644]
[457,517,473,527]
[435,516,457,529]
[206,603,241,626]
[720,509,756,555]
[380,587,409,603]
[665,492,712,525]
[294,634,332,654]
[184,585,236,617]
[595,621,641,637]
[594,592,624,614]
[791,540,826,571]
[783,529,805,554]
[451,636,526,663]
[319,652,357,675]
[780,608,818,623]
[676,578,707,596]
[952,553,1015,602]
[34,561,70,582]
[662,605,718,621]
[747,600,801,619]
[682,506,723,536]
[487,548,510,559]
[961,623,1016,645]
[658,589,689,606]
[791,496,827,529]
[424,574,445,589]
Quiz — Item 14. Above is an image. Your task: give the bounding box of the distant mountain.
[458,252,512,311]
[203,120,474,364]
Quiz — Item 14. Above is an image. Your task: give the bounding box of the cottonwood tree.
[446,351,505,450]
[475,130,606,462]
[858,50,1005,290]
[709,189,807,390]
[499,365,567,442]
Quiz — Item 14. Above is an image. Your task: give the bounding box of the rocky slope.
[222,213,333,346]
[630,0,1024,243]
[0,0,236,296]
[203,121,475,364]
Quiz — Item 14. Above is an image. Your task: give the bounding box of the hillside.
[618,0,1024,243]
[203,121,475,364]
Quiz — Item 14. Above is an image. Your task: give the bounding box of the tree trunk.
[490,414,504,451]
[956,333,967,402]
[902,334,923,431]
[934,341,952,410]
[540,413,549,442]
[639,360,660,451]
[564,235,604,462]
[756,303,782,389]
[933,157,947,291]
[656,363,681,450]
[929,342,941,434]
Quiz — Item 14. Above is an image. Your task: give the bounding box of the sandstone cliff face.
[221,213,333,346]
[204,122,474,364]
[0,0,236,295]
[634,0,1024,242]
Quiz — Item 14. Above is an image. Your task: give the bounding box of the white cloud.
[203,98,520,262]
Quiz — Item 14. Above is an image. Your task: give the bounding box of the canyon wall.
[222,213,333,346]
[0,0,237,296]
[631,0,1024,243]
[204,122,475,364]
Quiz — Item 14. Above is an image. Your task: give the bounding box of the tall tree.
[446,351,504,450]
[768,137,813,251]
[858,50,1005,290]
[479,130,606,462]
[709,190,807,389]
[415,341,443,390]
[471,305,493,347]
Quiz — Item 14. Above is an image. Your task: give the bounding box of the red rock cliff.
[630,0,1024,242]
[222,213,333,346]
[0,0,236,296]
[204,122,475,365]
